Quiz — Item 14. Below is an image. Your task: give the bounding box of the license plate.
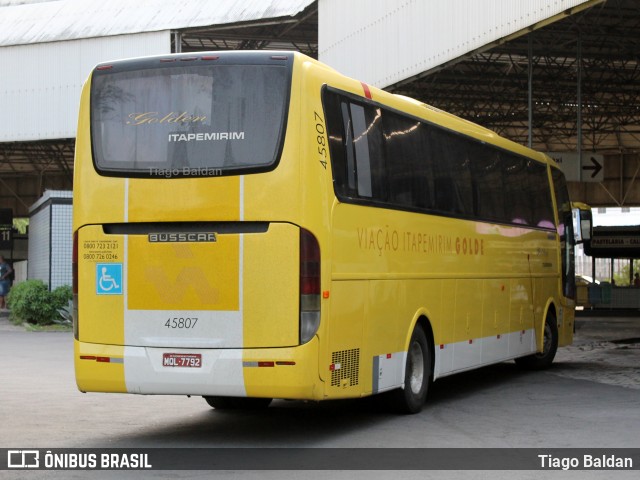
[162,353,202,368]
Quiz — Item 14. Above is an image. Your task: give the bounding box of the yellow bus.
[73,51,584,413]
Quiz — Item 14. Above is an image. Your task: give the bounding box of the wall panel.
[0,31,170,141]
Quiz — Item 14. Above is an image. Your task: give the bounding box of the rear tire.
[515,313,558,370]
[388,325,432,414]
[204,396,272,410]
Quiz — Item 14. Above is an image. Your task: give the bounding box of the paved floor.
[0,309,17,330]
[554,313,640,389]
[0,311,638,479]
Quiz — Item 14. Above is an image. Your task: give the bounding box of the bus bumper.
[74,337,322,400]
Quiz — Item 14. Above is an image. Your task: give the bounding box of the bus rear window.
[90,63,289,177]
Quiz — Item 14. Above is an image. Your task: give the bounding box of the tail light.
[299,229,320,344]
[72,231,79,340]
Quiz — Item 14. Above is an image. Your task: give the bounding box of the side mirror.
[571,202,592,244]
[580,216,592,242]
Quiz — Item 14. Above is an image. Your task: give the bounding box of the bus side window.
[346,102,387,202]
[434,177,457,213]
[413,123,435,210]
[323,92,352,198]
[470,147,505,223]
[340,102,357,193]
[325,92,382,201]
[383,112,434,210]
[349,103,373,198]
[528,162,556,229]
[452,148,474,217]
[502,153,531,225]
[430,128,473,216]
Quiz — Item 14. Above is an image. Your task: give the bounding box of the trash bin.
[588,285,602,305]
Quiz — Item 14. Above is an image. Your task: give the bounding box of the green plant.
[613,260,640,287]
[13,218,29,235]
[54,299,74,326]
[6,280,73,326]
[52,284,73,308]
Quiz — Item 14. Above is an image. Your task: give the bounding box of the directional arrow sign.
[583,156,603,179]
[547,152,604,182]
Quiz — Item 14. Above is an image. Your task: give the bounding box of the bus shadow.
[79,397,401,448]
[77,362,533,448]
[427,361,531,405]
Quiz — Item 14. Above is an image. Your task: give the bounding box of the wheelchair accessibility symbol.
[96,263,123,295]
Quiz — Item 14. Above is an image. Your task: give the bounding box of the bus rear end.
[73,52,322,404]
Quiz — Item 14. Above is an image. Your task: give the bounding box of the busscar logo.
[8,450,39,468]
[148,232,217,243]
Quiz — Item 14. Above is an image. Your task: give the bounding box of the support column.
[528,34,533,149]
[173,31,182,53]
[577,34,583,182]
[610,258,614,284]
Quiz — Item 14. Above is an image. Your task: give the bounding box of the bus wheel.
[389,325,431,414]
[203,396,272,410]
[515,313,558,370]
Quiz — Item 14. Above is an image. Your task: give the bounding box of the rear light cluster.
[72,232,79,340]
[299,229,321,344]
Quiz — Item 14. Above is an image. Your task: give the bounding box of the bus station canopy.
[0,0,316,50]
[0,0,638,215]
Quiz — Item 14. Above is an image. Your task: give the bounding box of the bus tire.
[389,325,431,414]
[515,313,558,370]
[203,396,272,410]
